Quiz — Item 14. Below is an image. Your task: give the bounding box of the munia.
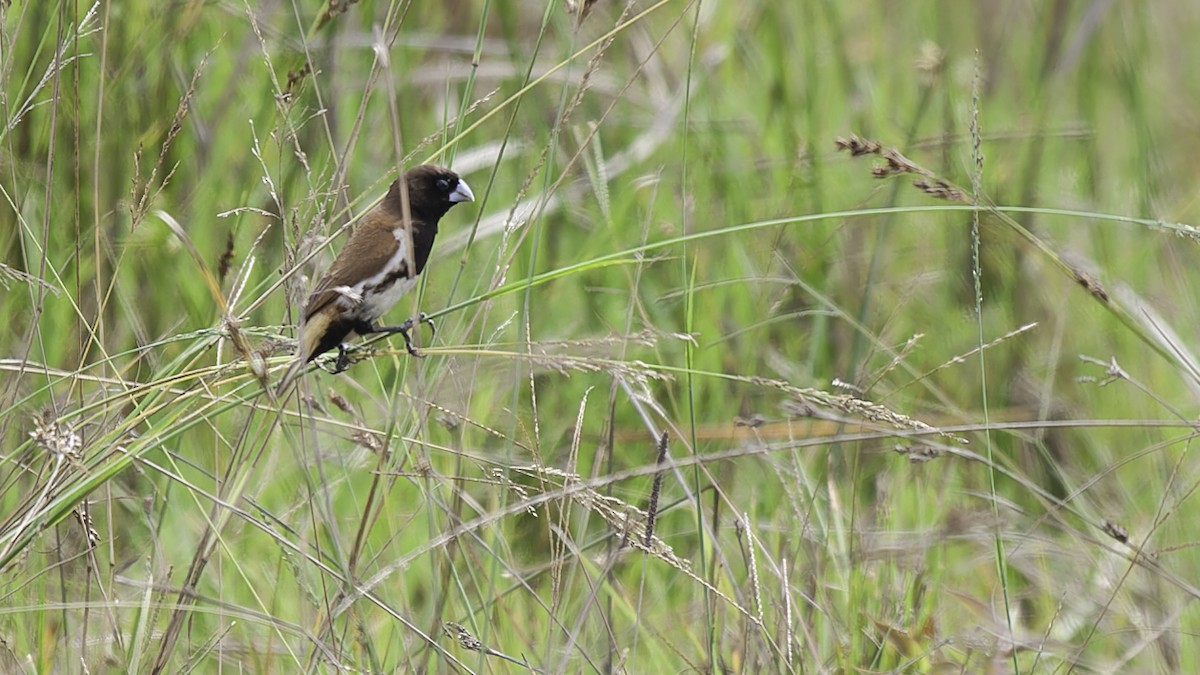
[276,165,474,394]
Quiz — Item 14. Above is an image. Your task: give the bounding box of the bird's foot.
[315,344,355,374]
[373,313,436,357]
[398,312,436,357]
[336,343,352,369]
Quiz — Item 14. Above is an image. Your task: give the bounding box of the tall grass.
[4,0,1200,671]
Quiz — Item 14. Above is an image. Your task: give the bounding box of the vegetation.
[4,1,1200,672]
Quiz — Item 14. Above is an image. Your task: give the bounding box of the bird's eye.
[436,178,451,191]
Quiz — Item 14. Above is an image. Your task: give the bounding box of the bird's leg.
[333,343,353,373]
[362,313,436,356]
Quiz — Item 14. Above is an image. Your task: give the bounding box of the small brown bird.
[276,165,474,393]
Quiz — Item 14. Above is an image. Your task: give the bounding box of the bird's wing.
[301,212,407,323]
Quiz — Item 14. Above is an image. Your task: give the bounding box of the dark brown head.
[386,165,474,223]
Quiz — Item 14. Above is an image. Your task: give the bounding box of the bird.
[276,164,474,394]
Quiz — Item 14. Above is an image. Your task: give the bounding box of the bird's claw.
[396,313,435,357]
[333,344,353,373]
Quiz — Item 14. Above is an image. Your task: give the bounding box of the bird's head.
[391,164,475,221]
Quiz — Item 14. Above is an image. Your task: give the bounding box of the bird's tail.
[275,315,324,396]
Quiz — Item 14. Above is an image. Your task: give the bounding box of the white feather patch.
[331,285,363,306]
[344,228,418,321]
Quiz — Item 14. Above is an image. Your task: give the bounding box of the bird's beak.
[451,179,475,203]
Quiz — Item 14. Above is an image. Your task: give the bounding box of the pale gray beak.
[451,179,475,203]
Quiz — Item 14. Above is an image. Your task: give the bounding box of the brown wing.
[301,206,404,322]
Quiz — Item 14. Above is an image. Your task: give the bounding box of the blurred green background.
[4,0,1200,672]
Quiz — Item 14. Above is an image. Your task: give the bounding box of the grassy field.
[4,0,1200,672]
